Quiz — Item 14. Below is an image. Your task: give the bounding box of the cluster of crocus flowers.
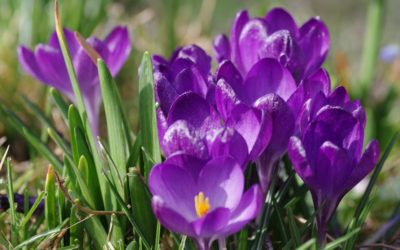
[18,26,131,136]
[150,7,380,248]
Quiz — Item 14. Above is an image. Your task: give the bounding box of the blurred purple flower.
[288,86,380,243]
[18,26,131,135]
[0,193,44,215]
[380,44,400,63]
[214,8,330,82]
[149,155,263,250]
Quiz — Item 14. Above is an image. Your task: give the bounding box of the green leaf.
[49,88,69,123]
[19,191,46,229]
[138,52,161,176]
[13,219,69,250]
[102,169,151,249]
[45,165,57,230]
[6,159,18,245]
[296,238,316,250]
[98,59,130,176]
[324,228,360,250]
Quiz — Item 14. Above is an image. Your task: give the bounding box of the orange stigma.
[194,192,210,217]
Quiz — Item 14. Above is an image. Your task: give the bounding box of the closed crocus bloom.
[288,87,380,244]
[216,58,296,190]
[149,155,263,250]
[18,26,131,136]
[153,45,213,140]
[214,8,329,82]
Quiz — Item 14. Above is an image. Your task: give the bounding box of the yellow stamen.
[194,192,210,217]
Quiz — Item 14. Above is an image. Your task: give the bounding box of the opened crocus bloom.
[18,26,131,135]
[214,8,329,82]
[149,155,263,250]
[288,86,380,243]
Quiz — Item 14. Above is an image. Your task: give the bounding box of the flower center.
[194,192,210,217]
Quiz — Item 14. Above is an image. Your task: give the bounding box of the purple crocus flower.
[0,193,44,215]
[18,26,131,135]
[149,155,263,250]
[153,45,213,141]
[216,58,296,190]
[288,86,380,244]
[214,8,330,82]
[162,91,272,168]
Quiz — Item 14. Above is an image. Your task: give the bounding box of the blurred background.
[0,0,399,241]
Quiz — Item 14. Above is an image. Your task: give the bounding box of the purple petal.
[215,79,241,120]
[346,140,380,191]
[258,30,295,67]
[230,10,250,73]
[287,68,331,118]
[191,207,231,238]
[210,128,249,168]
[213,34,231,63]
[48,28,79,56]
[173,67,208,97]
[315,141,354,196]
[154,72,178,117]
[103,26,131,75]
[173,45,211,77]
[164,152,207,179]
[167,92,211,127]
[243,58,297,104]
[18,46,50,84]
[216,60,245,100]
[303,107,358,161]
[152,197,195,236]
[254,94,295,190]
[238,18,269,73]
[297,18,330,78]
[162,120,209,159]
[288,136,315,188]
[198,157,244,210]
[149,163,197,220]
[264,8,298,36]
[222,185,263,236]
[227,104,272,160]
[34,45,71,93]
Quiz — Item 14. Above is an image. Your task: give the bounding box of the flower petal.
[198,157,244,210]
[238,18,269,73]
[162,120,209,159]
[264,8,298,36]
[18,46,50,84]
[167,92,211,127]
[230,10,250,73]
[213,34,231,63]
[103,26,131,75]
[215,79,241,120]
[221,185,263,236]
[243,58,297,104]
[152,196,195,236]
[173,67,208,97]
[149,163,197,220]
[191,207,231,238]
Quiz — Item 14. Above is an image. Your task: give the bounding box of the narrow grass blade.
[6,159,18,245]
[13,219,69,250]
[102,169,151,249]
[19,191,46,228]
[296,238,315,250]
[138,52,161,176]
[98,58,130,172]
[178,236,187,250]
[45,165,57,230]
[49,88,69,122]
[324,228,360,250]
